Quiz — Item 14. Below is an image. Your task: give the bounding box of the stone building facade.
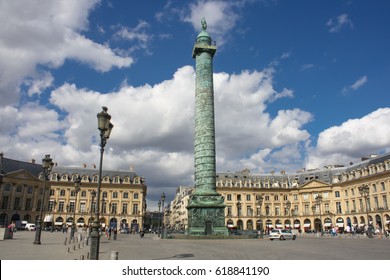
[0,153,147,232]
[169,153,390,234]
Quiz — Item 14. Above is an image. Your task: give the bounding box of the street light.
[236,201,242,230]
[312,205,316,232]
[158,200,161,237]
[34,154,53,245]
[70,176,81,240]
[161,193,166,239]
[89,190,96,235]
[285,200,291,229]
[257,195,264,239]
[315,194,323,236]
[265,205,270,235]
[90,106,113,260]
[358,184,373,238]
[51,201,57,232]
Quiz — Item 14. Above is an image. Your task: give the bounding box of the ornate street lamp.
[285,200,291,229]
[90,106,113,260]
[257,195,264,239]
[158,200,161,237]
[51,200,57,232]
[108,202,112,228]
[34,154,53,245]
[358,184,373,238]
[236,201,242,230]
[265,205,270,235]
[70,176,81,240]
[161,193,166,239]
[315,194,323,236]
[312,205,316,232]
[89,190,96,235]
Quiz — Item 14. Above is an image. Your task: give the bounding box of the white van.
[25,223,36,231]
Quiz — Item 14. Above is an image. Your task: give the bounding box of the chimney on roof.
[83,163,87,168]
[93,164,96,169]
[130,165,135,172]
[31,159,35,164]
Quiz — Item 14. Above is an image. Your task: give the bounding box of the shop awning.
[336,223,344,227]
[54,222,63,226]
[266,224,273,228]
[359,223,365,227]
[294,224,300,228]
[303,224,311,227]
[77,223,84,226]
[386,221,390,224]
[323,223,332,227]
[44,215,53,222]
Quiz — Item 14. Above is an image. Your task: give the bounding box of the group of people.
[105,227,118,240]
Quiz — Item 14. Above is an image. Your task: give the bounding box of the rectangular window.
[13,197,21,209]
[336,202,342,214]
[227,194,232,201]
[381,182,386,191]
[25,198,32,211]
[335,191,340,198]
[304,204,309,214]
[352,200,356,211]
[111,203,117,214]
[275,207,280,216]
[346,201,349,212]
[58,201,64,212]
[383,195,388,209]
[102,201,106,214]
[374,197,379,209]
[122,203,128,214]
[284,195,288,201]
[247,205,252,216]
[80,202,86,213]
[265,195,270,201]
[132,204,138,215]
[274,195,279,201]
[227,206,232,216]
[134,193,139,199]
[69,202,75,212]
[293,194,298,201]
[237,194,241,201]
[303,194,309,200]
[373,184,377,192]
[324,203,329,213]
[246,194,251,201]
[344,190,348,197]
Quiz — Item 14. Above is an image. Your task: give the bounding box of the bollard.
[110,251,119,260]
[87,252,90,259]
[80,255,85,260]
[73,245,76,251]
[67,247,70,253]
[64,237,68,245]
[85,237,89,246]
[78,243,81,249]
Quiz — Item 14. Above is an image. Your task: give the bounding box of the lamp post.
[257,195,264,239]
[358,184,373,238]
[70,176,81,240]
[315,194,323,236]
[65,204,69,231]
[265,205,270,235]
[285,201,291,229]
[161,193,166,239]
[312,205,316,233]
[158,200,161,237]
[90,106,113,260]
[236,201,242,230]
[34,154,53,245]
[51,201,57,232]
[89,190,96,236]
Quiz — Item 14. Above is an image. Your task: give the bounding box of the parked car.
[25,223,36,231]
[269,229,297,241]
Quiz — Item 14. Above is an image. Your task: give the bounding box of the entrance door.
[205,221,212,235]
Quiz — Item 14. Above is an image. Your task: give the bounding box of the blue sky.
[0,0,389,209]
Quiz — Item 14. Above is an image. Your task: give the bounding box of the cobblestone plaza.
[1,230,389,260]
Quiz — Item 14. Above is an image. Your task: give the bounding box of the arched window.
[113,192,118,199]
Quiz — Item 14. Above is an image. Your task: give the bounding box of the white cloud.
[0,0,133,106]
[183,0,244,46]
[0,65,313,202]
[306,108,390,168]
[327,13,353,33]
[342,75,368,94]
[114,20,153,53]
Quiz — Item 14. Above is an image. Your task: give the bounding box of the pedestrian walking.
[113,228,117,240]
